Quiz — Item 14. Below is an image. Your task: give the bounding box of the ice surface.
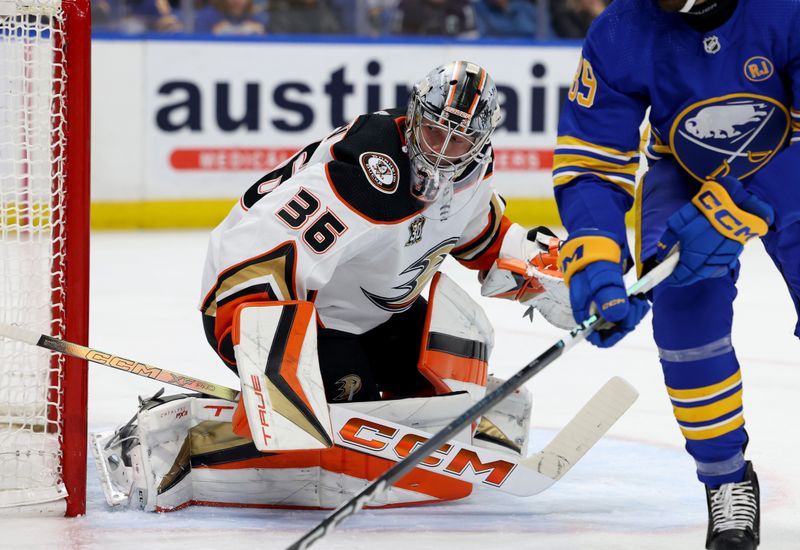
[3,230,798,549]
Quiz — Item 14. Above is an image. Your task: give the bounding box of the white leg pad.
[474,374,533,456]
[233,301,332,451]
[91,392,477,511]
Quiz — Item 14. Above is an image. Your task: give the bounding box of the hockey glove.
[480,225,573,329]
[656,176,773,287]
[559,229,650,348]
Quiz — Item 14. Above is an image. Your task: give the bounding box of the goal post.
[0,0,90,516]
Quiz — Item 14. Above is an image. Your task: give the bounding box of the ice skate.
[705,462,760,550]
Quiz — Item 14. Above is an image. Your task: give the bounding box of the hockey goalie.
[92,61,581,512]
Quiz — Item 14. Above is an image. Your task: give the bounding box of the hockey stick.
[287,252,679,550]
[0,323,239,401]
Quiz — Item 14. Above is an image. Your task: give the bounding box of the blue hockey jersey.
[554,0,800,257]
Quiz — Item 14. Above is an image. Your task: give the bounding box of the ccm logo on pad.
[339,417,516,487]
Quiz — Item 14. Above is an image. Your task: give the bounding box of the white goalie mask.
[406,61,501,206]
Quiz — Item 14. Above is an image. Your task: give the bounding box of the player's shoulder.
[583,0,670,83]
[587,0,661,42]
[744,0,800,27]
[744,0,800,13]
[326,108,422,225]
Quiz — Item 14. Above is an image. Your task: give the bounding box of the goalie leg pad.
[232,300,333,451]
[91,393,238,512]
[474,374,533,457]
[92,393,474,512]
[417,272,493,401]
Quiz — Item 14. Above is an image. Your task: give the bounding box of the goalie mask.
[406,61,501,205]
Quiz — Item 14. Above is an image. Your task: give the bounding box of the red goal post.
[0,0,90,516]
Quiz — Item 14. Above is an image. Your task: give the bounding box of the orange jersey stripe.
[454,215,512,272]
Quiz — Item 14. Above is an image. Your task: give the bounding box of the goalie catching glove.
[479,224,573,329]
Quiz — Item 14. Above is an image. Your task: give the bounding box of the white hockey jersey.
[200,109,510,367]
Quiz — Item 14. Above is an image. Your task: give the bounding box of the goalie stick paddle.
[287,252,679,550]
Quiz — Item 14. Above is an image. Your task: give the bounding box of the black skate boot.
[705,461,760,549]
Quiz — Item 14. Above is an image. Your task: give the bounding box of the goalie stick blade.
[523,376,638,481]
[326,377,637,498]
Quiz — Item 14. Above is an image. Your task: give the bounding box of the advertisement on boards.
[143,40,582,200]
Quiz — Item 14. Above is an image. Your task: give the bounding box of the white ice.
[5,229,799,549]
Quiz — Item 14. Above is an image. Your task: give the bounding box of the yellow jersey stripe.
[668,370,742,402]
[672,389,743,423]
[556,135,638,160]
[553,154,639,176]
[680,413,745,441]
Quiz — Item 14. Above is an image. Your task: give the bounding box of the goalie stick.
[0,320,635,496]
[0,323,239,401]
[288,252,679,550]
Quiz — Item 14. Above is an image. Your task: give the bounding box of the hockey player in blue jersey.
[552,0,800,548]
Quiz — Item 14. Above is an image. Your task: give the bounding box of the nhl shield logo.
[670,94,790,182]
[703,36,721,54]
[359,152,399,194]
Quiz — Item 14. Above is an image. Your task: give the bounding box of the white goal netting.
[0,0,70,514]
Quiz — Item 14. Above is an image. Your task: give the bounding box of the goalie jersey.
[200,108,510,368]
[554,0,800,256]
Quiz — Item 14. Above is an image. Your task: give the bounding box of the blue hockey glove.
[656,176,774,287]
[559,229,650,348]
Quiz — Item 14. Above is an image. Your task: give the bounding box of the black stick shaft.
[288,252,679,550]
[288,331,582,550]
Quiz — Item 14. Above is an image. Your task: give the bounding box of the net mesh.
[0,0,68,512]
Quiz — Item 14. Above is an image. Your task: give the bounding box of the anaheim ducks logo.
[362,237,458,312]
[670,93,790,182]
[333,375,362,401]
[359,152,399,194]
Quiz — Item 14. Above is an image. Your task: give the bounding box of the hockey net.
[0,0,89,516]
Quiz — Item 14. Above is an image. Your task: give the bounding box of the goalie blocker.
[92,273,534,510]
